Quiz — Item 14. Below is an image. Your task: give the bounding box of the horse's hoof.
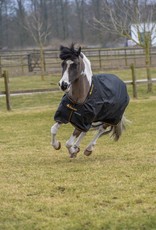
[74,146,80,154]
[68,146,80,157]
[69,152,77,158]
[53,142,61,150]
[84,149,92,156]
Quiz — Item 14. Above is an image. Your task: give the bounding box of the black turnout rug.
[54,74,129,132]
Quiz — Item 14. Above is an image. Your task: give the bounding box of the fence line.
[1,69,156,110]
[1,78,156,96]
[1,47,156,109]
[0,47,156,76]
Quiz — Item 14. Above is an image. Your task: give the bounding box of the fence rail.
[0,47,156,76]
[1,47,156,110]
[1,69,156,111]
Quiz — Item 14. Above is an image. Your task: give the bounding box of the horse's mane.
[59,43,81,60]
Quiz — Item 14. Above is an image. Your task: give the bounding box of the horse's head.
[59,44,85,92]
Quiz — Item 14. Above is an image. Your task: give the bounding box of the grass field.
[0,67,156,92]
[0,100,156,229]
[0,69,156,229]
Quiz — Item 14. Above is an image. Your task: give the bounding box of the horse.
[51,44,129,158]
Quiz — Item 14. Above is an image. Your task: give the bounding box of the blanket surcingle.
[54,74,129,132]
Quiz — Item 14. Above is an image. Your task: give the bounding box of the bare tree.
[24,1,51,80]
[75,0,85,42]
[94,0,156,92]
[91,0,103,44]
[15,0,28,47]
[0,0,12,48]
[0,0,4,48]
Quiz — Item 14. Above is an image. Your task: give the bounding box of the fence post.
[0,47,2,77]
[20,53,24,74]
[124,48,128,66]
[130,63,137,99]
[3,70,11,111]
[98,50,102,69]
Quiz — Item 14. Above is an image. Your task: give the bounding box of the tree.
[0,0,10,48]
[23,0,51,79]
[60,0,69,40]
[93,0,156,92]
[75,0,85,42]
[15,0,28,47]
[91,0,103,44]
[0,0,4,48]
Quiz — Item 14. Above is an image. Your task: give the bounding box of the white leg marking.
[85,126,105,152]
[66,134,77,157]
[66,134,76,148]
[66,132,86,157]
[51,123,61,149]
[74,132,86,148]
[70,132,86,154]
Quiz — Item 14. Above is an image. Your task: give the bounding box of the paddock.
[0,89,156,229]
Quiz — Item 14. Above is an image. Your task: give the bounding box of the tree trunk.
[75,0,84,42]
[39,44,45,80]
[60,0,66,40]
[145,38,152,92]
[0,1,3,48]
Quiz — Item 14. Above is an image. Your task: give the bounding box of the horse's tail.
[111,115,130,141]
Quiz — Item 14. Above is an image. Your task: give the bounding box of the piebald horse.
[51,44,129,158]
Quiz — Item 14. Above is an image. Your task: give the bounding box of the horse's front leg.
[66,129,86,158]
[51,122,61,150]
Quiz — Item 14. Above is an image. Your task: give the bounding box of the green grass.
[0,74,60,92]
[0,91,62,111]
[98,67,156,81]
[0,92,156,229]
[0,67,156,92]
[0,67,156,112]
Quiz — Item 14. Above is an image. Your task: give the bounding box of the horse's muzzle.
[59,81,70,91]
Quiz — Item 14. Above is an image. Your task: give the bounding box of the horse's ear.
[78,47,81,56]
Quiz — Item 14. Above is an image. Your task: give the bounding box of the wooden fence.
[1,69,156,111]
[0,47,156,76]
[1,71,11,111]
[1,47,156,110]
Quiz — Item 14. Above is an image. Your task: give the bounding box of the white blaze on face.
[59,60,74,88]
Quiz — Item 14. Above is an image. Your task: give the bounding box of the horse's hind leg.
[84,125,104,156]
[84,124,112,156]
[111,116,127,141]
[51,122,61,150]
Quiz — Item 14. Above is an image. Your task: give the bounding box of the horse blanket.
[54,74,129,132]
